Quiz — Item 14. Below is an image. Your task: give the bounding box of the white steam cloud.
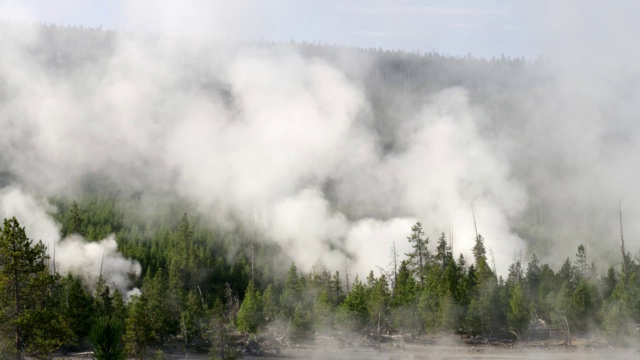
[3,1,639,277]
[0,187,141,295]
[0,5,530,276]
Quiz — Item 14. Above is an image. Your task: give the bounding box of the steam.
[0,10,529,276]
[1,1,639,278]
[0,187,141,295]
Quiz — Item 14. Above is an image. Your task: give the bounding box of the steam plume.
[0,187,141,295]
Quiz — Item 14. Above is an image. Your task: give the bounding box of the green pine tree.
[0,217,71,359]
[237,281,263,334]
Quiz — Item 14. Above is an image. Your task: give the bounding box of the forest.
[0,194,638,359]
[1,22,640,359]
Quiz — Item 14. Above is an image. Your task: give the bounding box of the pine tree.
[94,276,113,319]
[280,263,304,320]
[209,300,239,360]
[61,274,95,348]
[472,234,491,279]
[66,201,82,236]
[330,271,344,305]
[574,244,588,280]
[262,284,277,322]
[0,217,71,359]
[338,276,368,331]
[602,266,617,299]
[558,258,576,290]
[434,232,451,270]
[111,289,127,326]
[178,213,194,273]
[123,294,155,360]
[237,281,263,334]
[181,290,207,350]
[142,270,170,345]
[570,280,596,333]
[89,316,126,360]
[392,260,417,307]
[406,222,429,286]
[507,283,529,335]
[313,288,334,332]
[525,254,541,301]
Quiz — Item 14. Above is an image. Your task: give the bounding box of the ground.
[54,337,638,360]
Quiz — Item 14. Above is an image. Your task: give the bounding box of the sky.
[0,0,535,58]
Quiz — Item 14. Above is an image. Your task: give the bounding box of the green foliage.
[601,296,636,345]
[313,288,335,332]
[11,193,640,353]
[465,277,500,335]
[180,290,208,350]
[94,276,114,319]
[280,263,305,320]
[417,285,440,332]
[124,294,156,360]
[406,222,429,286]
[337,277,369,331]
[61,274,95,347]
[507,283,529,335]
[262,284,277,322]
[570,280,597,332]
[89,316,126,360]
[0,217,72,359]
[290,304,314,342]
[472,234,492,280]
[141,270,171,344]
[208,301,239,360]
[237,281,263,333]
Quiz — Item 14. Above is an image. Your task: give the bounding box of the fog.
[0,187,141,296]
[0,1,639,279]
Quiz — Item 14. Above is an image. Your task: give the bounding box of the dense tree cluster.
[2,195,640,359]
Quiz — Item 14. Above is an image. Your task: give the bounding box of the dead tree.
[620,200,630,286]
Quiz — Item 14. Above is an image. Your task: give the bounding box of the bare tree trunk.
[620,200,629,285]
[377,310,381,351]
[561,316,570,346]
[391,242,398,290]
[472,205,479,240]
[14,249,21,360]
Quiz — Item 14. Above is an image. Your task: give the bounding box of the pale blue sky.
[0,0,536,58]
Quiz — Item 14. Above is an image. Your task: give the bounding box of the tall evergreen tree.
[434,232,451,270]
[472,234,491,279]
[0,217,71,359]
[236,281,263,334]
[66,201,82,236]
[574,244,588,280]
[406,222,429,286]
[507,283,529,336]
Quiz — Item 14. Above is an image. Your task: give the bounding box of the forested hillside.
[1,194,639,359]
[1,23,640,358]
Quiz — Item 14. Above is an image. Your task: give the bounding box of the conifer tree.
[0,217,71,359]
[434,232,451,270]
[237,281,263,333]
[124,294,155,360]
[507,282,529,335]
[406,222,429,286]
[70,201,82,234]
[472,234,491,279]
[61,274,94,347]
[261,284,277,322]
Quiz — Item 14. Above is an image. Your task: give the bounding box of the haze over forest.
[0,1,640,358]
[1,2,640,275]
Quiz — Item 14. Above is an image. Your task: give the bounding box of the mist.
[0,187,141,296]
[0,1,639,279]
